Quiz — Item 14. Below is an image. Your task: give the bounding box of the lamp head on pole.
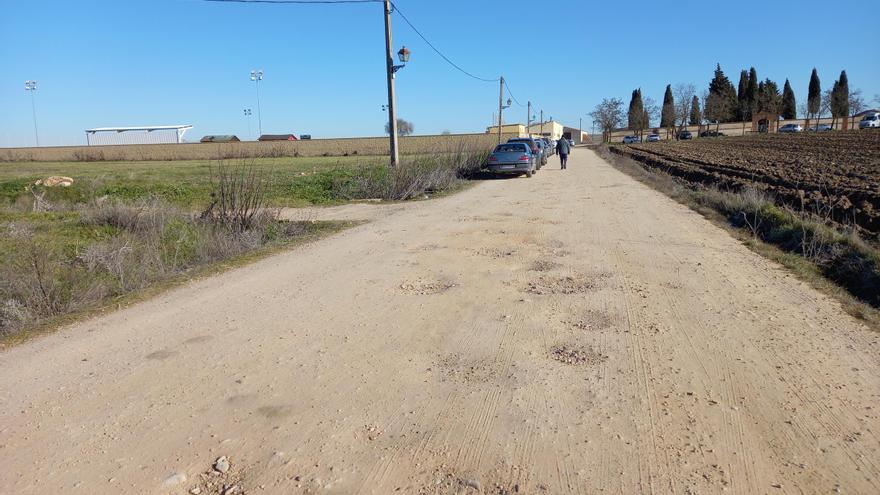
[397,46,410,64]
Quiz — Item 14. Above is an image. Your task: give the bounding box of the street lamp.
[243,108,253,140]
[249,69,264,138]
[392,46,410,76]
[24,80,39,147]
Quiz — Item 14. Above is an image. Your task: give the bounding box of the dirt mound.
[399,279,457,295]
[525,273,608,295]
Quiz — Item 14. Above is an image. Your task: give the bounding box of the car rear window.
[495,143,527,153]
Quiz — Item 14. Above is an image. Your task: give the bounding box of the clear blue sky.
[2,0,878,147]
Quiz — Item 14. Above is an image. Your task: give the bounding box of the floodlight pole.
[25,81,39,147]
[383,0,400,167]
[250,70,264,138]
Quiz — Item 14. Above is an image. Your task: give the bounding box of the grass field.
[0,156,388,209]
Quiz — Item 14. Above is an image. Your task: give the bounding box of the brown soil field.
[613,130,880,235]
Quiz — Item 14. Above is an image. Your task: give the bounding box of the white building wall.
[86,128,185,146]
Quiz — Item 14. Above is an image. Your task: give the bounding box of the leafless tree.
[643,97,660,129]
[673,83,697,138]
[385,119,414,136]
[589,97,625,143]
[848,89,866,127]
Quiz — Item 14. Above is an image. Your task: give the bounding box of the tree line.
[590,65,872,142]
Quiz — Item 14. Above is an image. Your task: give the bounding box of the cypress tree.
[627,88,646,133]
[690,95,701,125]
[781,79,796,119]
[837,70,850,123]
[736,70,749,121]
[745,67,759,120]
[830,79,841,127]
[808,68,821,123]
[707,64,738,123]
[661,85,675,134]
[757,79,780,114]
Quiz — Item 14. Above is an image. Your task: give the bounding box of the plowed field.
[614,130,880,234]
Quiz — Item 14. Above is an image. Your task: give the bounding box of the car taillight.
[488,155,497,161]
[519,155,529,161]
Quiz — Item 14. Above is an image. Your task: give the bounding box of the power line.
[390,2,499,83]
[202,0,380,4]
[503,79,526,107]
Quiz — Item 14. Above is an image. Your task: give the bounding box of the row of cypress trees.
[629,66,851,131]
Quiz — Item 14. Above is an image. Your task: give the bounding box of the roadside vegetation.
[0,146,490,342]
[598,145,880,326]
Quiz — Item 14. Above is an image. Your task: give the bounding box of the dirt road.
[2,149,878,494]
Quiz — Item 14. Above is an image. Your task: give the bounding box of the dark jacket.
[556,138,571,155]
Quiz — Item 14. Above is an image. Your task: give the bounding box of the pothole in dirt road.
[145,349,178,360]
[524,272,610,295]
[421,469,520,495]
[474,247,518,259]
[433,354,500,384]
[529,259,561,272]
[569,309,614,331]
[550,345,607,367]
[399,279,458,295]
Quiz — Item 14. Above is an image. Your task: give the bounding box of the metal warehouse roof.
[85,125,193,133]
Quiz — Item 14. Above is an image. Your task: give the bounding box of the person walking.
[556,137,571,169]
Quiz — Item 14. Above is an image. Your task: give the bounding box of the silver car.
[778,124,803,133]
[486,142,537,178]
[623,135,641,144]
[646,134,661,142]
[859,112,880,129]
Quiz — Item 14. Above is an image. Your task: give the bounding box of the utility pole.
[579,117,583,144]
[527,101,531,136]
[249,70,264,137]
[498,76,504,144]
[540,110,544,136]
[384,0,400,167]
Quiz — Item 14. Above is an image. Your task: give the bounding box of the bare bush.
[202,162,273,232]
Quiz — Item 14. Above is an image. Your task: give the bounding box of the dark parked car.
[486,142,537,178]
[508,138,546,168]
[540,137,555,156]
[699,130,725,138]
[678,130,693,140]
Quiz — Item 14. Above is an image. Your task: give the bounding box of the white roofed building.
[85,125,193,146]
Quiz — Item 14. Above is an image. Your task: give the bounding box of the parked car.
[646,134,661,142]
[299,134,312,140]
[678,130,693,140]
[622,135,641,144]
[567,138,574,146]
[540,137,555,156]
[807,124,832,132]
[508,138,546,167]
[699,130,725,138]
[486,142,536,178]
[859,112,880,129]
[533,140,549,166]
[778,124,803,133]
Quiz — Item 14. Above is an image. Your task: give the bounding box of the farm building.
[85,125,193,146]
[200,135,240,143]
[527,121,564,141]
[258,134,298,141]
[562,126,590,145]
[485,123,526,136]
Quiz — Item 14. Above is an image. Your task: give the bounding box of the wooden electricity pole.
[498,76,505,144]
[383,0,399,167]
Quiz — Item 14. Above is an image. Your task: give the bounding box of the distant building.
[85,125,193,146]
[485,124,526,136]
[562,126,591,145]
[258,134,298,142]
[200,135,241,143]
[527,121,565,141]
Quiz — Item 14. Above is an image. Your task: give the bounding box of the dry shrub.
[201,161,277,232]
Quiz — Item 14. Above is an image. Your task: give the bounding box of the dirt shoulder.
[1,149,877,494]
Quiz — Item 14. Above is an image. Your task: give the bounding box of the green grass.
[0,156,386,209]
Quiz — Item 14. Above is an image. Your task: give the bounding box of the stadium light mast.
[249,70,264,137]
[243,108,253,140]
[24,80,39,147]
